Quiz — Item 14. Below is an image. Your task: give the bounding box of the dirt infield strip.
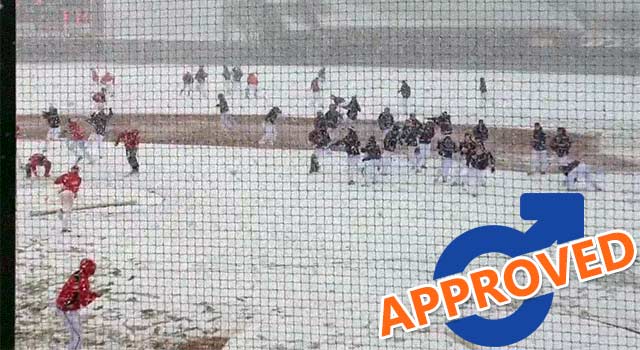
[17,114,638,173]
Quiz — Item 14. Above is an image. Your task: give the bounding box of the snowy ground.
[15,138,640,349]
[17,64,640,160]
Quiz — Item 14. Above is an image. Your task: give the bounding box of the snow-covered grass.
[15,139,640,349]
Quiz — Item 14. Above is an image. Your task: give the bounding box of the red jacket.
[100,72,115,85]
[247,73,259,86]
[54,172,82,194]
[67,121,85,141]
[91,69,100,84]
[56,265,98,311]
[115,130,141,150]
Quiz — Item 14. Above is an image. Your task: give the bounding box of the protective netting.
[15,1,640,349]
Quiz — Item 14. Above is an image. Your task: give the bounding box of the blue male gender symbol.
[433,193,584,347]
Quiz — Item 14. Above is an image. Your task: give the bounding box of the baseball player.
[398,80,411,115]
[417,120,436,169]
[563,160,602,192]
[91,88,107,112]
[473,119,489,144]
[222,65,232,93]
[361,136,382,185]
[400,114,421,172]
[310,77,322,109]
[54,165,82,233]
[377,107,395,138]
[246,72,259,98]
[465,144,496,196]
[337,126,362,185]
[530,122,549,175]
[195,65,209,96]
[437,134,457,183]
[55,259,101,350]
[216,93,232,129]
[232,66,244,95]
[25,152,52,178]
[382,123,401,175]
[180,71,194,96]
[342,96,361,124]
[259,107,282,146]
[550,127,572,167]
[308,123,331,174]
[115,129,141,175]
[87,108,114,161]
[42,105,61,150]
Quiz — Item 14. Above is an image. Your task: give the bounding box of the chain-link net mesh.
[15,1,640,349]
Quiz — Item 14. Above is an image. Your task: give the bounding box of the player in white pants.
[361,136,382,185]
[54,165,82,233]
[437,135,457,183]
[259,107,282,146]
[564,161,602,191]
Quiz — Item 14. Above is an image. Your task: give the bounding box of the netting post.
[0,0,16,348]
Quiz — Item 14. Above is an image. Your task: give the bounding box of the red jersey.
[100,72,115,85]
[115,130,141,149]
[29,153,46,168]
[92,91,106,103]
[67,121,86,141]
[247,73,259,86]
[56,270,98,311]
[55,172,82,194]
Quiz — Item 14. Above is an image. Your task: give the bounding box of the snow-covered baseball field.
[15,64,640,349]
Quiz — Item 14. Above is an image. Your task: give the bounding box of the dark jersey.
[383,128,400,152]
[308,128,331,148]
[265,107,281,124]
[399,82,411,98]
[480,80,487,93]
[400,124,420,147]
[378,111,394,131]
[88,109,113,136]
[44,113,61,128]
[472,151,495,171]
[437,137,457,158]
[419,123,435,144]
[183,73,194,84]
[222,66,231,81]
[341,130,361,156]
[216,98,229,113]
[532,129,547,151]
[551,134,572,157]
[361,140,382,161]
[473,124,489,142]
[318,67,326,81]
[343,98,361,120]
[232,67,243,82]
[459,139,478,166]
[324,109,342,129]
[195,68,208,83]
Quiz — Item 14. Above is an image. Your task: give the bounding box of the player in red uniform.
[115,129,141,174]
[66,118,90,162]
[100,71,115,93]
[55,258,101,350]
[54,165,82,233]
[246,72,259,98]
[25,152,52,178]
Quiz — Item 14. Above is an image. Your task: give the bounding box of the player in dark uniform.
[259,106,282,146]
[473,119,489,144]
[87,108,114,161]
[550,127,572,167]
[382,123,401,175]
[400,114,422,172]
[318,67,326,82]
[324,104,343,141]
[399,80,411,115]
[180,71,194,96]
[417,120,436,169]
[222,65,232,93]
[195,65,209,96]
[43,105,61,150]
[337,127,362,185]
[562,160,602,191]
[308,124,331,174]
[232,66,244,95]
[437,135,457,183]
[330,94,346,108]
[466,144,496,196]
[361,136,382,185]
[216,93,232,129]
[342,96,361,123]
[432,111,453,135]
[530,122,548,175]
[377,107,395,138]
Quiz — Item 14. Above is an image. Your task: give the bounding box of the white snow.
[17,64,640,160]
[15,138,640,349]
